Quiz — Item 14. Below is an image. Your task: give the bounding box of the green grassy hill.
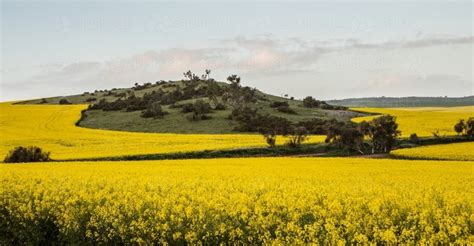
[20,79,365,134]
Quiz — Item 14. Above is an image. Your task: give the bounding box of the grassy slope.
[20,80,365,134]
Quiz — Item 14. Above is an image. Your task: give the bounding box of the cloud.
[219,35,327,74]
[353,73,472,97]
[2,34,472,101]
[344,36,474,49]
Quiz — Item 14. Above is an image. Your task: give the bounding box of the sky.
[1,1,473,101]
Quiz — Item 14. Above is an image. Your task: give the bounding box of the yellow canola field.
[0,103,324,160]
[391,142,474,161]
[352,106,474,137]
[1,157,472,244]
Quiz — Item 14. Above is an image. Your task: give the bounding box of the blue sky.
[1,1,473,101]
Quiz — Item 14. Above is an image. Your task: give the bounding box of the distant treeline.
[328,96,474,107]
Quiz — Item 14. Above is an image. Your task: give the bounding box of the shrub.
[302,96,321,108]
[141,102,168,119]
[59,98,72,105]
[192,100,211,115]
[180,103,195,113]
[85,97,97,102]
[276,105,296,114]
[214,103,226,110]
[187,112,212,121]
[181,100,212,116]
[4,146,51,163]
[39,98,48,104]
[409,133,420,144]
[270,101,289,108]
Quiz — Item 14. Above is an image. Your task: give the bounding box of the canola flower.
[0,103,324,160]
[352,106,474,137]
[391,142,474,161]
[1,157,473,244]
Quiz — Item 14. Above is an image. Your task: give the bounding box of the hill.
[328,96,474,108]
[19,76,365,134]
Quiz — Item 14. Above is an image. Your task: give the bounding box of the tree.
[183,70,200,81]
[465,117,474,137]
[201,69,212,81]
[454,119,465,135]
[262,131,277,148]
[361,115,401,153]
[205,81,222,107]
[227,74,241,84]
[258,116,292,148]
[286,126,308,148]
[325,121,364,153]
[223,75,254,109]
[4,146,51,163]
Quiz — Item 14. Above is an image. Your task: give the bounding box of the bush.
[214,103,226,110]
[302,96,321,108]
[180,103,195,113]
[270,101,289,108]
[59,98,71,105]
[4,146,51,163]
[141,102,168,119]
[181,100,212,116]
[409,133,420,144]
[85,98,97,102]
[187,112,212,121]
[192,100,212,114]
[276,105,297,114]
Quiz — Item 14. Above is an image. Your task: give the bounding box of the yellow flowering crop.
[352,106,474,137]
[392,142,474,161]
[0,103,324,160]
[1,157,472,244]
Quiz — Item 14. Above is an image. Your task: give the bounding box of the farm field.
[352,106,474,137]
[1,157,473,244]
[0,103,325,160]
[3,3,472,245]
[391,142,474,161]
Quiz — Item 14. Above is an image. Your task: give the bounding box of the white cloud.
[2,35,473,101]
